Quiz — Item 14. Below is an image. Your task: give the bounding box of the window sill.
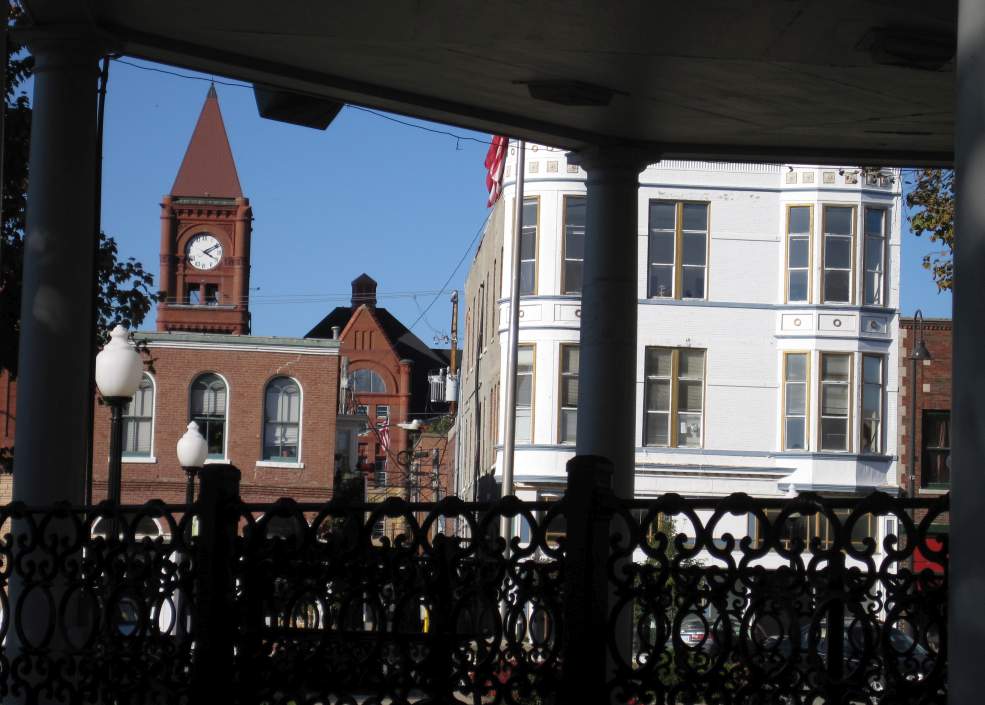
[123,456,157,464]
[255,460,305,469]
[204,458,230,465]
[919,487,949,495]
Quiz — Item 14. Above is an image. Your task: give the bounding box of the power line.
[406,209,492,334]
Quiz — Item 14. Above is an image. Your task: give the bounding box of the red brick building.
[91,332,341,504]
[899,316,950,571]
[306,274,453,498]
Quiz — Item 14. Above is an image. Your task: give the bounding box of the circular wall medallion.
[793,318,801,327]
[833,319,842,328]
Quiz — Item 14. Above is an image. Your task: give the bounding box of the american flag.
[484,135,508,207]
[377,417,390,455]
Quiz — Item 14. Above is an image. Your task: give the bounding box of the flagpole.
[501,139,525,519]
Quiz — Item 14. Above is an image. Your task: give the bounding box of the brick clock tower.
[157,86,252,335]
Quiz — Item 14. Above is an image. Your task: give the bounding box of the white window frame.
[123,373,156,462]
[190,371,230,462]
[785,205,813,304]
[516,344,535,444]
[647,201,709,301]
[561,195,585,295]
[862,207,888,307]
[260,376,303,464]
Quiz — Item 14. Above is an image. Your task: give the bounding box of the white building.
[457,147,901,532]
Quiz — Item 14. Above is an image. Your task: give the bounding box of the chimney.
[331,325,341,340]
[351,273,378,309]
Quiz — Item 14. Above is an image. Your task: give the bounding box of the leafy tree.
[905,168,954,291]
[0,14,159,380]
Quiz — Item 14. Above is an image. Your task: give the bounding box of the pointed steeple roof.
[170,85,243,198]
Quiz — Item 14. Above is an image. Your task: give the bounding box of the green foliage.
[905,168,954,291]
[0,6,159,378]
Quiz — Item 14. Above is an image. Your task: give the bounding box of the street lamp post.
[94,325,144,506]
[177,421,209,504]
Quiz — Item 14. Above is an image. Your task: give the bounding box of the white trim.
[148,341,337,356]
[204,457,230,465]
[261,375,304,464]
[255,460,306,469]
[122,456,158,465]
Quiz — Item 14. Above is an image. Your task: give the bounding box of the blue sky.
[98,59,951,341]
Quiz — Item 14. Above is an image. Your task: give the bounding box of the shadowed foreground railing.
[0,460,947,704]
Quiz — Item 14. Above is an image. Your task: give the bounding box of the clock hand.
[203,244,220,256]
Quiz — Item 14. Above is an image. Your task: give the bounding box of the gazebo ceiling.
[25,0,956,165]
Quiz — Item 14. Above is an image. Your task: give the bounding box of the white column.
[571,148,648,500]
[951,3,985,703]
[13,32,101,504]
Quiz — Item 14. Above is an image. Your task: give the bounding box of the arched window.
[123,374,155,457]
[263,377,301,461]
[190,373,227,459]
[351,368,386,394]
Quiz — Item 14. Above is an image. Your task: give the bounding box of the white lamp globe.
[177,421,209,467]
[95,325,144,399]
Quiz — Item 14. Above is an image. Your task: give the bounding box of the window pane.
[824,270,850,302]
[822,355,850,381]
[789,237,809,268]
[646,412,670,446]
[864,237,884,270]
[562,377,579,406]
[682,232,705,265]
[679,380,702,412]
[516,409,532,443]
[646,380,671,411]
[822,385,848,416]
[564,261,582,294]
[649,265,674,298]
[789,206,810,234]
[863,355,882,384]
[520,261,535,295]
[820,418,848,451]
[649,202,675,230]
[785,418,806,450]
[678,412,701,447]
[679,350,704,379]
[518,347,534,370]
[522,200,537,228]
[517,375,532,403]
[520,229,536,260]
[865,208,885,235]
[566,229,584,260]
[649,231,674,264]
[786,383,806,415]
[681,267,705,299]
[560,409,577,444]
[682,204,707,231]
[826,207,853,235]
[786,354,807,382]
[863,271,883,306]
[824,236,852,269]
[861,419,880,454]
[563,345,579,372]
[788,271,808,301]
[646,348,673,377]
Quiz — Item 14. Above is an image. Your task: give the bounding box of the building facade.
[91,332,341,504]
[899,316,950,569]
[458,147,902,547]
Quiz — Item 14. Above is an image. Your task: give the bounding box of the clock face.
[186,233,224,270]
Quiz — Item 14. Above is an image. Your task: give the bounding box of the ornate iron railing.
[0,459,948,704]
